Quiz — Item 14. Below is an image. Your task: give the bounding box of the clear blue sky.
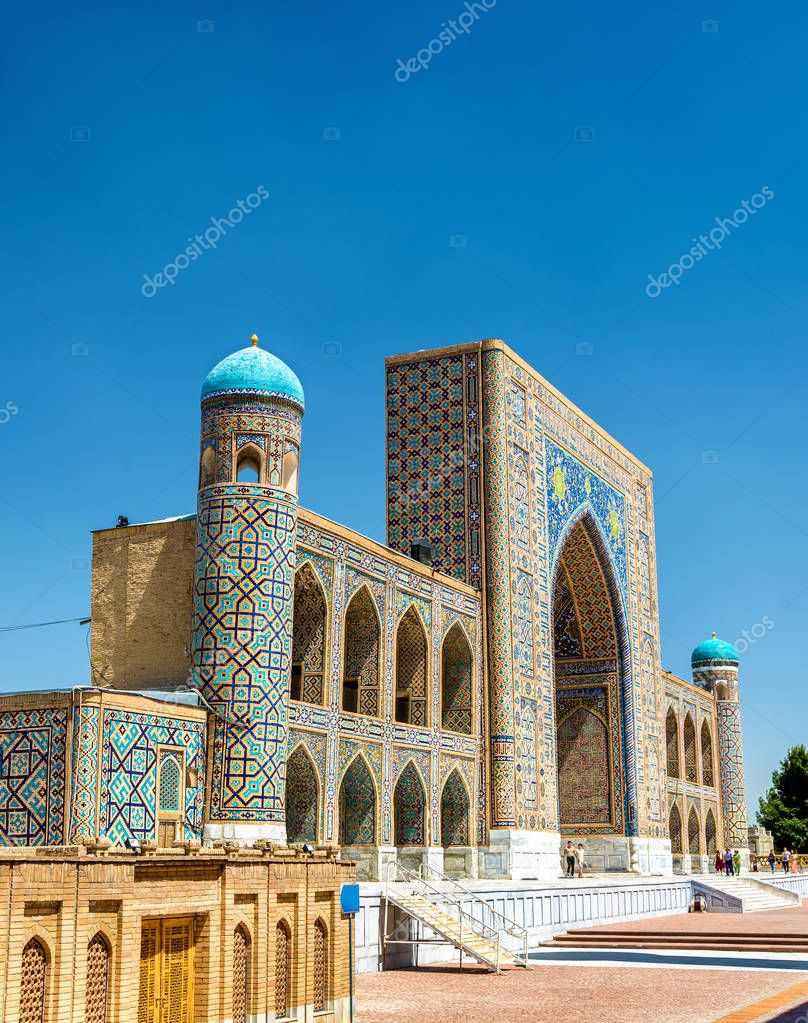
[1,0,806,818]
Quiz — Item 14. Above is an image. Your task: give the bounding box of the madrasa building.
[0,335,750,1019]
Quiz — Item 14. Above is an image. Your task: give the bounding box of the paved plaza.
[358,905,808,1023]
[356,962,808,1023]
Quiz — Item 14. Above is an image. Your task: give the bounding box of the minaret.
[691,633,749,851]
[192,335,303,844]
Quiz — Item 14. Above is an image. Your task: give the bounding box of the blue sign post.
[341,884,360,1023]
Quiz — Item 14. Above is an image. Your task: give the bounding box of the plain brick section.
[91,518,197,689]
[356,963,808,1023]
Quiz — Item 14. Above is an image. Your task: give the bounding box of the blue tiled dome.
[691,634,739,667]
[201,339,304,410]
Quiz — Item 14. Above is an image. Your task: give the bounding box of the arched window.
[669,803,682,855]
[285,745,319,844]
[233,925,251,1023]
[701,721,715,787]
[274,921,291,1020]
[19,938,47,1023]
[339,756,376,845]
[282,441,299,494]
[291,564,326,705]
[393,762,426,846]
[715,683,728,701]
[687,806,700,855]
[441,624,472,735]
[683,713,698,784]
[86,933,111,1023]
[342,587,380,716]
[236,445,262,483]
[665,707,680,779]
[313,919,328,1013]
[395,607,428,726]
[200,445,216,488]
[157,751,183,846]
[440,770,470,847]
[705,808,717,855]
[158,755,182,814]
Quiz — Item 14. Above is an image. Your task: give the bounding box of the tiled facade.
[0,336,747,896]
[385,339,747,876]
[662,671,724,871]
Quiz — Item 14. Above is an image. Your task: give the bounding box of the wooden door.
[138,918,194,1023]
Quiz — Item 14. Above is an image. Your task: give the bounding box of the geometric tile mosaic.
[0,708,67,846]
[99,709,205,845]
[194,485,297,824]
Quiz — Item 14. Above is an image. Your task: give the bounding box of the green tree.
[757,745,808,851]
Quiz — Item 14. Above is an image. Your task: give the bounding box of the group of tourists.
[765,847,799,873]
[563,840,586,878]
[714,848,742,875]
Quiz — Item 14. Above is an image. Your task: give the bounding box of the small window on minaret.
[200,445,216,487]
[282,442,299,494]
[236,446,261,483]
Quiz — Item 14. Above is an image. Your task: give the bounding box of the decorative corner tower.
[192,335,304,844]
[691,633,749,851]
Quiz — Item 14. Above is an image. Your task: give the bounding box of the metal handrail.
[384,861,505,967]
[420,864,529,966]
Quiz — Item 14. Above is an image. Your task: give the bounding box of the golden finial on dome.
[250,333,259,347]
[712,631,717,638]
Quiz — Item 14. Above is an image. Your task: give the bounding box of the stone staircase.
[383,865,529,973]
[700,875,799,912]
[385,888,522,971]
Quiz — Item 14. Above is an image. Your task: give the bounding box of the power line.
[0,616,90,634]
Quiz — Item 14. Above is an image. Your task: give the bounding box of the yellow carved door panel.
[161,919,194,1023]
[138,922,160,1023]
[138,918,194,1023]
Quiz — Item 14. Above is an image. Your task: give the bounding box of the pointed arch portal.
[551,513,630,837]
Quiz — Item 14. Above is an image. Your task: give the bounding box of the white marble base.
[630,836,674,876]
[479,829,562,880]
[341,845,397,882]
[203,821,286,845]
[396,846,444,877]
[443,846,478,879]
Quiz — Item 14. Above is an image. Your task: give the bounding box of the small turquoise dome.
[201,338,304,410]
[691,633,739,667]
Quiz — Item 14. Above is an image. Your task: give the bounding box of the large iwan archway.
[551,513,630,861]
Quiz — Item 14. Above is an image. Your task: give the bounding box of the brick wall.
[90,519,196,690]
[0,847,354,1023]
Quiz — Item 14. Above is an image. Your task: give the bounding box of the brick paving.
[356,963,808,1023]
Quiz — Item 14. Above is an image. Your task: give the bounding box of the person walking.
[715,849,724,874]
[724,847,734,876]
[564,840,576,878]
[767,849,776,873]
[733,849,742,876]
[576,843,586,879]
[783,847,791,873]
